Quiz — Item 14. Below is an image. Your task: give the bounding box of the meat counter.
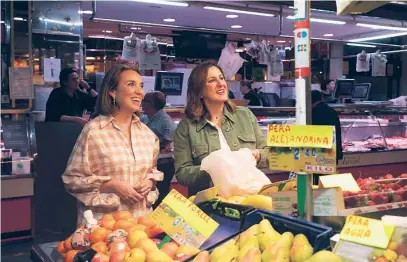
[164,104,407,196]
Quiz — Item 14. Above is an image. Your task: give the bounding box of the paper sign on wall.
[43,58,61,82]
[150,189,219,248]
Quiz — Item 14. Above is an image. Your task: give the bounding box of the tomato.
[92,241,108,254]
[112,211,132,221]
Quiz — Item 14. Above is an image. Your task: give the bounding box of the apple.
[127,230,147,249]
[124,248,146,262]
[109,251,126,262]
[91,253,109,262]
[109,240,129,254]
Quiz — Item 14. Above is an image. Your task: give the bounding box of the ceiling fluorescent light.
[131,0,188,7]
[349,32,407,42]
[391,1,407,5]
[226,14,239,19]
[78,10,93,14]
[356,23,407,31]
[14,17,26,21]
[88,35,124,41]
[204,6,275,17]
[286,16,346,24]
[347,43,376,48]
[277,40,286,43]
[231,25,242,29]
[323,34,334,37]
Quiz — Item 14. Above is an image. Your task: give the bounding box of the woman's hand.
[251,149,260,162]
[134,179,154,196]
[101,180,143,204]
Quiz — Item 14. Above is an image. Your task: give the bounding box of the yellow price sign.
[340,215,395,249]
[267,124,334,149]
[150,189,219,248]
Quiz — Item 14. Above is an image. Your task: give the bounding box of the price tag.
[319,173,360,192]
[150,189,219,248]
[340,215,395,249]
[267,124,334,149]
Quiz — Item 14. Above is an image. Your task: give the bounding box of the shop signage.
[268,125,336,174]
[150,189,219,248]
[340,215,395,249]
[267,124,334,149]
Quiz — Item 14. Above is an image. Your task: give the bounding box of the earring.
[113,97,116,107]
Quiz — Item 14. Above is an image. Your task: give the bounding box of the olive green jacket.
[174,106,269,196]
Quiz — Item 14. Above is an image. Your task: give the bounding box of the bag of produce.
[200,148,270,198]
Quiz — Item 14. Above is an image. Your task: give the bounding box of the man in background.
[312,90,343,184]
[142,91,177,207]
[45,68,98,125]
[240,80,262,106]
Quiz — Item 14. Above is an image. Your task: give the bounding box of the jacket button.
[226,127,231,132]
[233,142,237,147]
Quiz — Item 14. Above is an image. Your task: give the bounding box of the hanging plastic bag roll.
[200,148,270,198]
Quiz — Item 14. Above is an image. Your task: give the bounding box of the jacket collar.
[99,114,140,129]
[196,105,236,132]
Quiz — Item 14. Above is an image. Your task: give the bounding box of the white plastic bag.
[200,148,270,198]
[356,50,370,72]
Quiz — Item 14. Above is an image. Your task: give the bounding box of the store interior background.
[1,1,407,261]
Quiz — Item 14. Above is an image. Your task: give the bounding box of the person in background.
[174,61,269,196]
[312,90,343,184]
[240,80,262,106]
[62,64,163,225]
[321,79,336,103]
[45,68,98,125]
[141,91,176,207]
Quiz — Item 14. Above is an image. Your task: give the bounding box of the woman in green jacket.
[174,61,269,196]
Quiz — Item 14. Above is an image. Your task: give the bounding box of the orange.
[102,213,115,221]
[138,216,156,227]
[126,224,147,234]
[112,210,132,221]
[127,217,138,225]
[63,237,73,252]
[113,219,133,231]
[56,241,66,254]
[100,219,115,231]
[90,227,109,244]
[91,241,108,254]
[64,250,79,262]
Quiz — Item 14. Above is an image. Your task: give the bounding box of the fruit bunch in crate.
[56,210,200,262]
[192,219,340,262]
[343,174,407,209]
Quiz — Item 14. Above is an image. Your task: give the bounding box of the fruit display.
[192,219,340,262]
[56,210,200,262]
[343,174,407,209]
[365,226,407,262]
[189,194,274,211]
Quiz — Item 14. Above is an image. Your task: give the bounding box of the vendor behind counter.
[45,68,98,126]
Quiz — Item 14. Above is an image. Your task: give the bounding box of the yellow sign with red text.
[340,215,395,249]
[267,124,334,149]
[150,189,219,248]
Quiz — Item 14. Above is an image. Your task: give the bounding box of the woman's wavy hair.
[184,61,236,120]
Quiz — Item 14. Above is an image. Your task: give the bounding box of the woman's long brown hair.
[184,61,236,120]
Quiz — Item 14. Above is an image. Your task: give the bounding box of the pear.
[146,250,173,262]
[238,247,261,262]
[262,232,294,262]
[192,251,210,262]
[241,195,273,211]
[305,250,342,262]
[290,234,313,262]
[257,219,281,251]
[238,229,258,248]
[247,224,260,235]
[238,237,259,260]
[210,239,238,262]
